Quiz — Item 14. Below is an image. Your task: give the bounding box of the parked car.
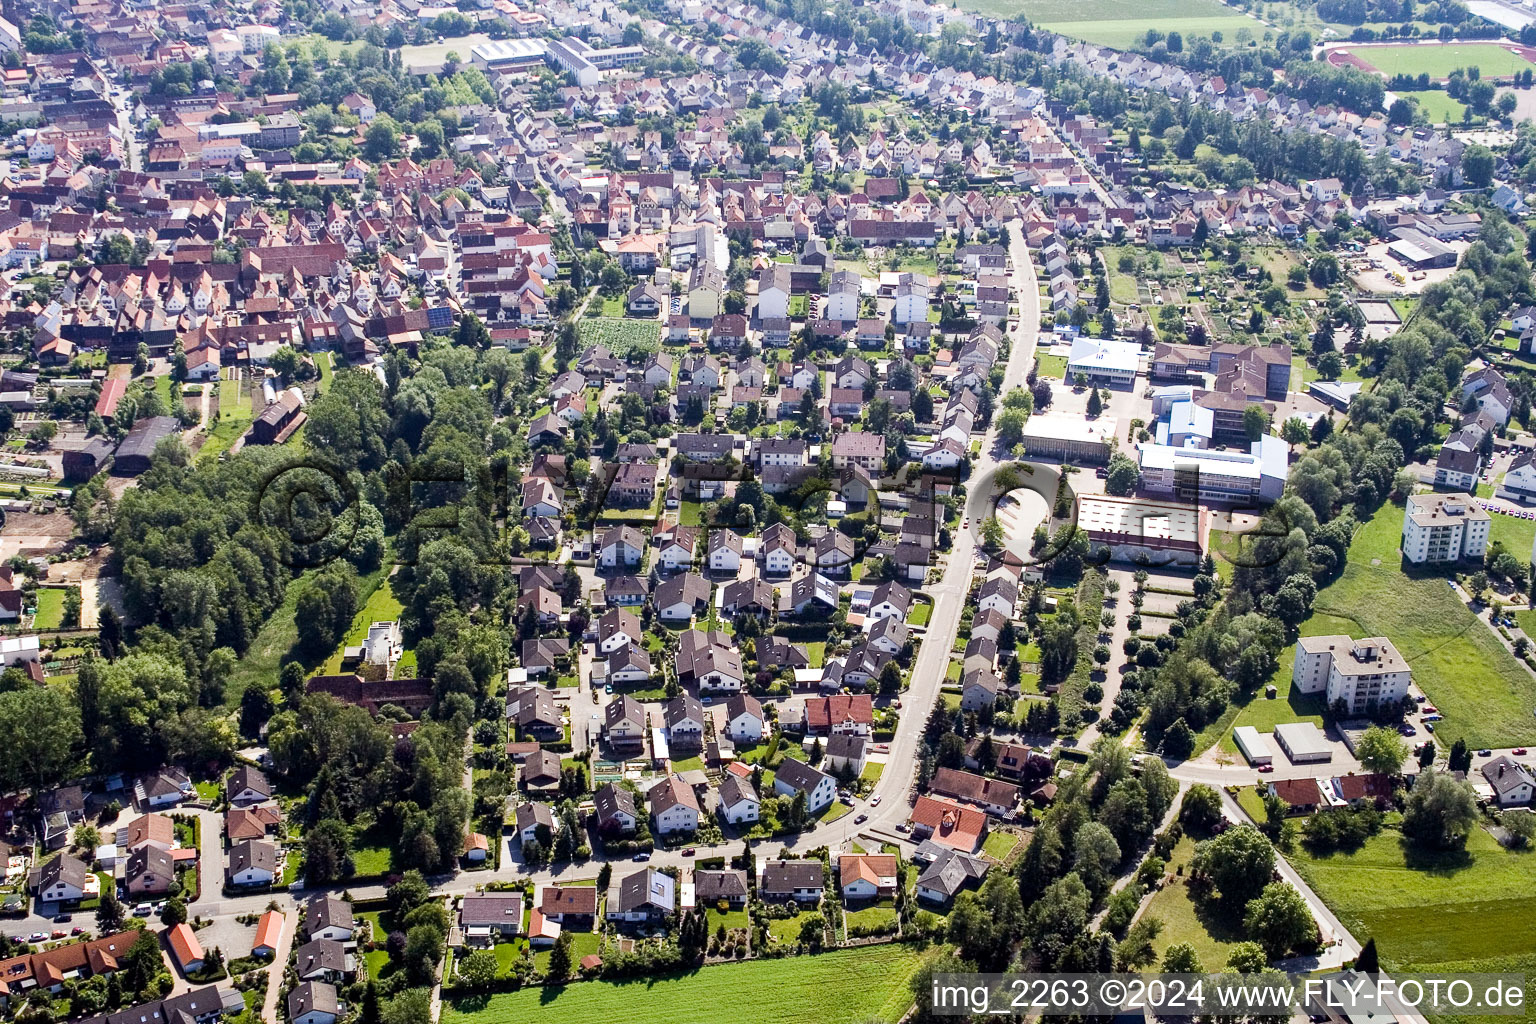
[870,795,882,806]
[631,852,650,862]
[681,848,695,857]
[854,814,868,824]
[1514,748,1529,755]
[894,823,911,833]
[1480,749,1493,757]
[52,915,69,924]
[1258,764,1274,773]
[27,932,44,942]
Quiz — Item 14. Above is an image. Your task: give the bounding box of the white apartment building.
[1401,492,1489,564]
[1292,635,1411,716]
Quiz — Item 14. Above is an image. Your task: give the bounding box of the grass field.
[197,375,255,464]
[1198,506,1536,753]
[1337,42,1536,79]
[443,944,940,1024]
[32,587,72,629]
[321,576,406,675]
[1400,89,1468,123]
[1143,836,1245,971]
[961,0,1263,47]
[1035,354,1068,379]
[1291,823,1536,1020]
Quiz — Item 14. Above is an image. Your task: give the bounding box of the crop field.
[1330,42,1536,79]
[959,0,1263,48]
[442,943,940,1024]
[1291,824,1536,1023]
[577,317,661,358]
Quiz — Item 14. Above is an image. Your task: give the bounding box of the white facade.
[1401,493,1489,564]
[1292,635,1412,716]
[1067,336,1140,387]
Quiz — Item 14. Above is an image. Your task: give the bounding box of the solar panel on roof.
[426,305,453,329]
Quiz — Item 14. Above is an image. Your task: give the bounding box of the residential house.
[725,693,766,743]
[608,869,675,924]
[648,776,701,835]
[839,853,898,899]
[772,757,836,814]
[304,896,354,942]
[760,860,825,903]
[458,894,524,946]
[226,840,277,887]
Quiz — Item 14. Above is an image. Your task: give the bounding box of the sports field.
[1332,41,1536,79]
[959,0,1264,48]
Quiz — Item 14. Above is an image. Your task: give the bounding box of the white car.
[869,795,882,806]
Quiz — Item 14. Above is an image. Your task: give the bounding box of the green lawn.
[1487,510,1536,562]
[443,943,939,1024]
[705,904,750,933]
[350,828,396,879]
[1142,836,1245,971]
[844,900,897,934]
[534,931,600,973]
[1337,42,1536,79]
[321,577,407,674]
[860,762,884,785]
[806,642,826,667]
[981,831,1019,861]
[32,587,72,629]
[765,909,828,947]
[958,0,1262,45]
[1103,248,1140,305]
[1291,823,1536,1010]
[197,376,255,464]
[908,600,933,627]
[1035,354,1067,379]
[1400,89,1467,123]
[1204,505,1536,752]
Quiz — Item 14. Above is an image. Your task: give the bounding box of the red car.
[1515,748,1529,756]
[1258,764,1275,773]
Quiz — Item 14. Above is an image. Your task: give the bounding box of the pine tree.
[1087,389,1102,417]
[361,980,380,1024]
[548,931,574,980]
[1356,937,1379,974]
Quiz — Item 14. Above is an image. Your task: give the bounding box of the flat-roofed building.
[1138,435,1288,504]
[1067,337,1140,388]
[1019,415,1118,464]
[1273,721,1333,764]
[1401,492,1489,564]
[471,38,549,73]
[1293,635,1411,716]
[1233,726,1274,766]
[1074,494,1204,567]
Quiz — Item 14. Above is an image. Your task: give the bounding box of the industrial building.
[1233,726,1274,767]
[471,39,550,73]
[1066,336,1140,388]
[1273,721,1333,764]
